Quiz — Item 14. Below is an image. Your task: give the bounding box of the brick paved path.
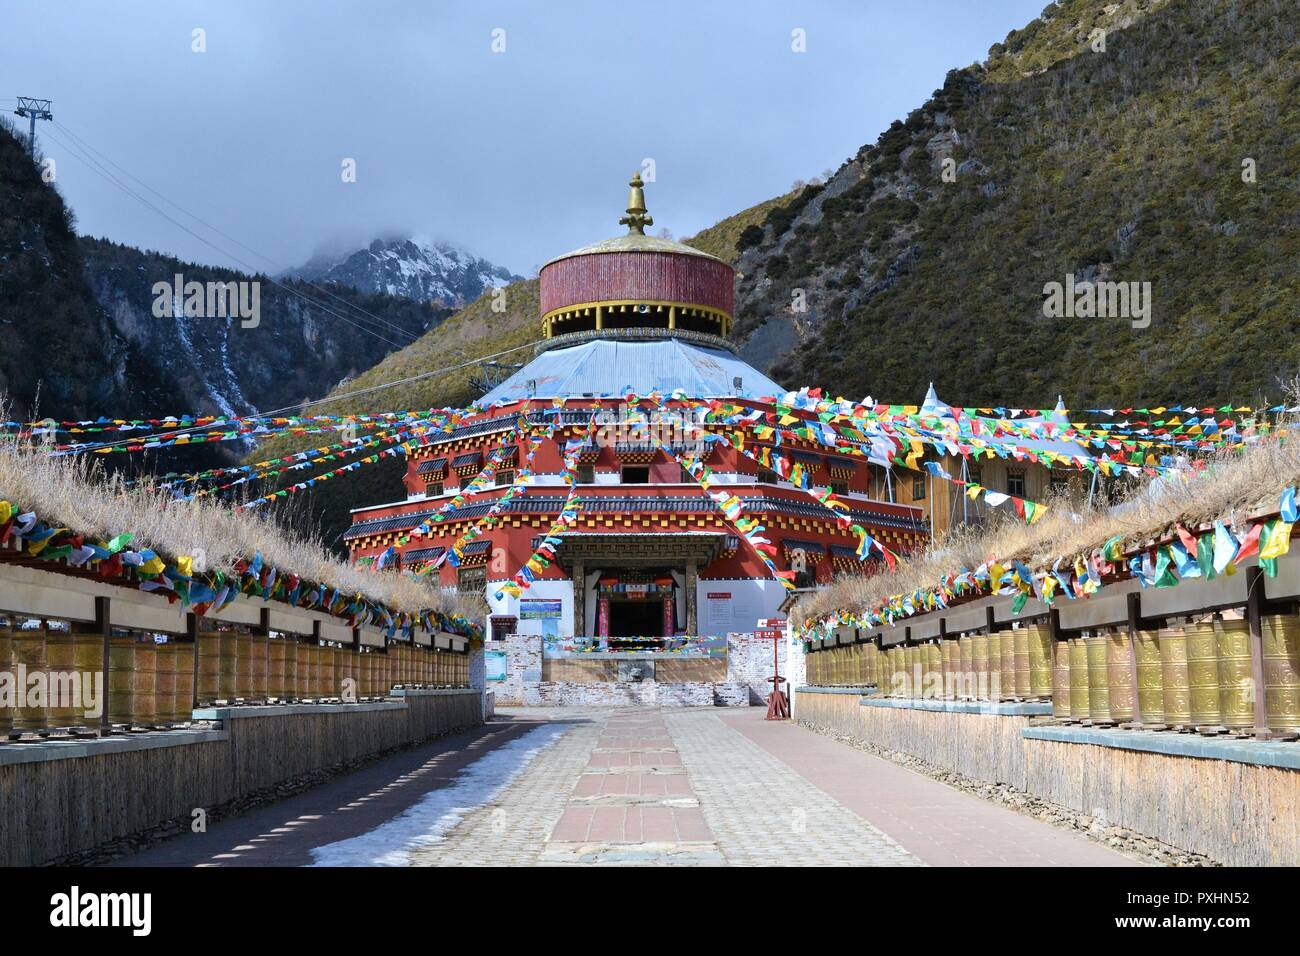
[113,707,1137,867]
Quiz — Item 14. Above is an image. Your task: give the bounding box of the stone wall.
[522,680,749,707]
[489,632,543,706]
[489,631,770,707]
[794,688,1300,866]
[0,689,483,866]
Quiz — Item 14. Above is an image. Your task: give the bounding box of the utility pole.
[13,97,53,156]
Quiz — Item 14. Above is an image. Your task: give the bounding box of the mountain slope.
[681,191,796,264]
[733,0,1300,407]
[0,122,178,420]
[285,236,521,307]
[80,238,452,434]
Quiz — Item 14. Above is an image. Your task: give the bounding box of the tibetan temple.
[344,175,929,645]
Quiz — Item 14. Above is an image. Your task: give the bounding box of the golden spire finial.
[619,171,653,235]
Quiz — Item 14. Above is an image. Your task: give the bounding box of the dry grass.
[0,431,483,619]
[797,423,1299,625]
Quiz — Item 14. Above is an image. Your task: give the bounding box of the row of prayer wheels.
[194,627,467,706]
[0,619,195,734]
[806,625,1055,700]
[1050,614,1300,733]
[0,616,470,738]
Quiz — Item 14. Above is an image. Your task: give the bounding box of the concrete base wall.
[794,689,1300,866]
[794,691,1038,786]
[1021,737,1298,867]
[0,689,482,866]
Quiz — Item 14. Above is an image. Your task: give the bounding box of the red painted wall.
[540,251,733,316]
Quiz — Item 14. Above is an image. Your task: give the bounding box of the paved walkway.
[113,707,1137,867]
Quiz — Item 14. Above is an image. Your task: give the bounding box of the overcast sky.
[3,0,1047,276]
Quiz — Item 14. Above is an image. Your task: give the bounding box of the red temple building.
[345,175,928,647]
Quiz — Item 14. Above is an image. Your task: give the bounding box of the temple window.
[1007,469,1027,498]
[621,465,650,484]
[457,566,486,595]
[912,476,927,500]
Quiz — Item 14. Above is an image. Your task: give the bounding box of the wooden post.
[1245,566,1271,739]
[188,612,201,711]
[96,596,110,737]
[1126,591,1145,726]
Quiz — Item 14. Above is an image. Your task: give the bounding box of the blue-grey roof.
[478,338,784,405]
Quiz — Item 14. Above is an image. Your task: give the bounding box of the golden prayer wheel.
[994,630,1014,701]
[132,637,158,726]
[328,644,343,699]
[1185,621,1222,729]
[923,642,941,699]
[296,639,313,699]
[173,642,194,723]
[1214,618,1255,731]
[341,647,358,700]
[283,636,298,700]
[1158,626,1192,727]
[12,624,48,732]
[196,630,221,705]
[249,632,268,702]
[1105,630,1136,723]
[940,639,956,699]
[44,626,80,728]
[1067,637,1090,719]
[374,650,389,697]
[1051,637,1071,718]
[1027,624,1054,698]
[1084,632,1111,721]
[902,645,917,697]
[1134,629,1165,726]
[971,632,992,700]
[266,635,286,701]
[1262,613,1300,733]
[0,623,11,737]
[891,645,905,696]
[154,640,176,725]
[1185,620,1225,728]
[305,643,321,699]
[106,634,135,726]
[72,629,103,720]
[218,630,238,702]
[358,650,371,698]
[1013,628,1031,698]
[316,643,331,699]
[234,630,254,701]
[957,635,972,698]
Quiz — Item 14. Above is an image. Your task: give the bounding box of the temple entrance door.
[606,599,664,638]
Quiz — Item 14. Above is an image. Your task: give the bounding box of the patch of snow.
[307,723,565,866]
